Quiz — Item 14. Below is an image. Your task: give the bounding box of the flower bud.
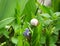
[30,18,38,26]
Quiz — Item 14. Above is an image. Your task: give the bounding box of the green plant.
[0,0,60,46]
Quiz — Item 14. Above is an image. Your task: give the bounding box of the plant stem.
[46,35,50,46]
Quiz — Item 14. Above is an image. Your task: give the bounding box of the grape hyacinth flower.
[23,28,30,37]
[23,28,31,43]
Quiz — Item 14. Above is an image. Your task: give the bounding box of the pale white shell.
[30,18,38,26]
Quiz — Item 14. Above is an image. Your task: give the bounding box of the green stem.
[46,35,50,46]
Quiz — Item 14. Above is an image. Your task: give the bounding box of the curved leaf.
[0,17,15,29]
[0,0,16,20]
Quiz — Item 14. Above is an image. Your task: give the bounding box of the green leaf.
[23,0,36,15]
[32,23,43,46]
[0,17,15,29]
[23,0,36,22]
[0,0,16,20]
[50,35,58,44]
[0,28,9,38]
[24,40,30,46]
[52,0,60,12]
[11,37,18,44]
[18,0,29,15]
[54,12,60,16]
[40,14,51,19]
[17,36,23,46]
[52,12,60,20]
[55,17,60,31]
[50,44,56,46]
[39,4,53,15]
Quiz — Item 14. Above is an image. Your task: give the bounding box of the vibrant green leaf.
[0,17,15,29]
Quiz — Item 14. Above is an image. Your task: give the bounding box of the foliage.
[0,0,60,46]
